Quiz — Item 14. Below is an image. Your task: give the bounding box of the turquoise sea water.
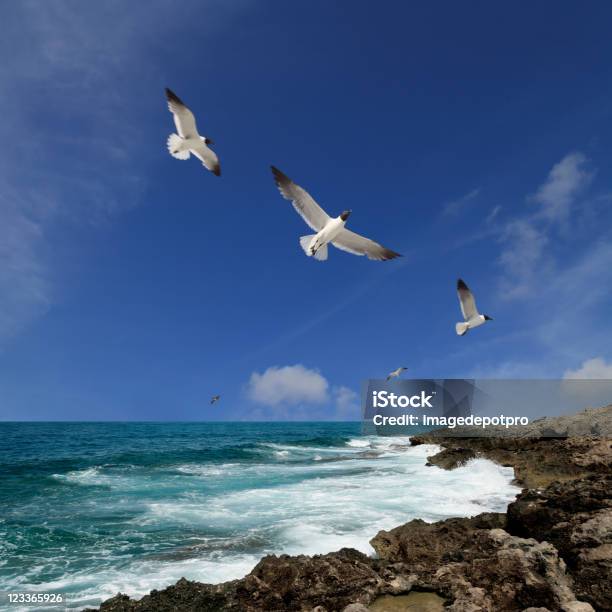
[0,422,519,609]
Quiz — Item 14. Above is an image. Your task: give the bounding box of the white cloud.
[441,188,481,217]
[532,152,593,222]
[0,2,246,343]
[333,385,360,418]
[0,4,153,342]
[248,364,329,406]
[246,365,361,419]
[485,204,502,225]
[563,357,612,380]
[498,219,549,298]
[497,152,594,300]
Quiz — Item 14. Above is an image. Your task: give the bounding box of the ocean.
[0,422,519,609]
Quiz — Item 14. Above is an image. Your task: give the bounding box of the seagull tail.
[299,235,316,256]
[455,322,469,336]
[299,235,328,261]
[313,244,328,261]
[167,134,190,160]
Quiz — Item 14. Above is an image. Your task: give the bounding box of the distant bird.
[165,88,220,176]
[456,279,493,336]
[386,367,408,381]
[210,395,221,405]
[271,166,401,262]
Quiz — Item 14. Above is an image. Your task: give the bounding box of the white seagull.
[271,166,401,262]
[165,88,220,176]
[386,366,408,381]
[210,395,221,405]
[456,278,493,336]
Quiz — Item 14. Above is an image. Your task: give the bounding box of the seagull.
[456,278,493,336]
[386,367,408,381]
[165,88,220,176]
[210,395,221,405]
[271,166,401,262]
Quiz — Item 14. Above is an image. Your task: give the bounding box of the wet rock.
[411,407,612,489]
[425,446,476,469]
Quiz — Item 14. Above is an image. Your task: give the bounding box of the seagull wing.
[166,88,199,139]
[457,279,478,320]
[332,229,401,261]
[271,166,330,232]
[191,142,221,176]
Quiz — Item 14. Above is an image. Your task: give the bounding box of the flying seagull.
[270,166,401,262]
[456,279,492,336]
[165,88,221,176]
[210,395,221,405]
[386,366,408,381]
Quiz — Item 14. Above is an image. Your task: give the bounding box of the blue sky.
[2,1,612,420]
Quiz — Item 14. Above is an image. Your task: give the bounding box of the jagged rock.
[425,446,477,469]
[371,517,593,612]
[93,549,384,612]
[370,513,506,566]
[411,407,612,489]
[411,436,611,489]
[95,577,242,611]
[240,548,382,610]
[507,474,612,611]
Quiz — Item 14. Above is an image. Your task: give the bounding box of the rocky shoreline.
[91,408,611,612]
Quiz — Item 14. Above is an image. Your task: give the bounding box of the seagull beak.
[484,315,493,321]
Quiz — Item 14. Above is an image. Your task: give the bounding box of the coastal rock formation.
[369,513,507,564]
[507,474,612,611]
[95,517,596,612]
[93,408,610,612]
[370,517,593,612]
[95,549,385,612]
[411,407,612,489]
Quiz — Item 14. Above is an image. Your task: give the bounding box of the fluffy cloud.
[563,357,612,380]
[246,365,361,419]
[532,152,593,222]
[333,385,360,417]
[248,364,329,406]
[497,152,594,300]
[498,219,549,298]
